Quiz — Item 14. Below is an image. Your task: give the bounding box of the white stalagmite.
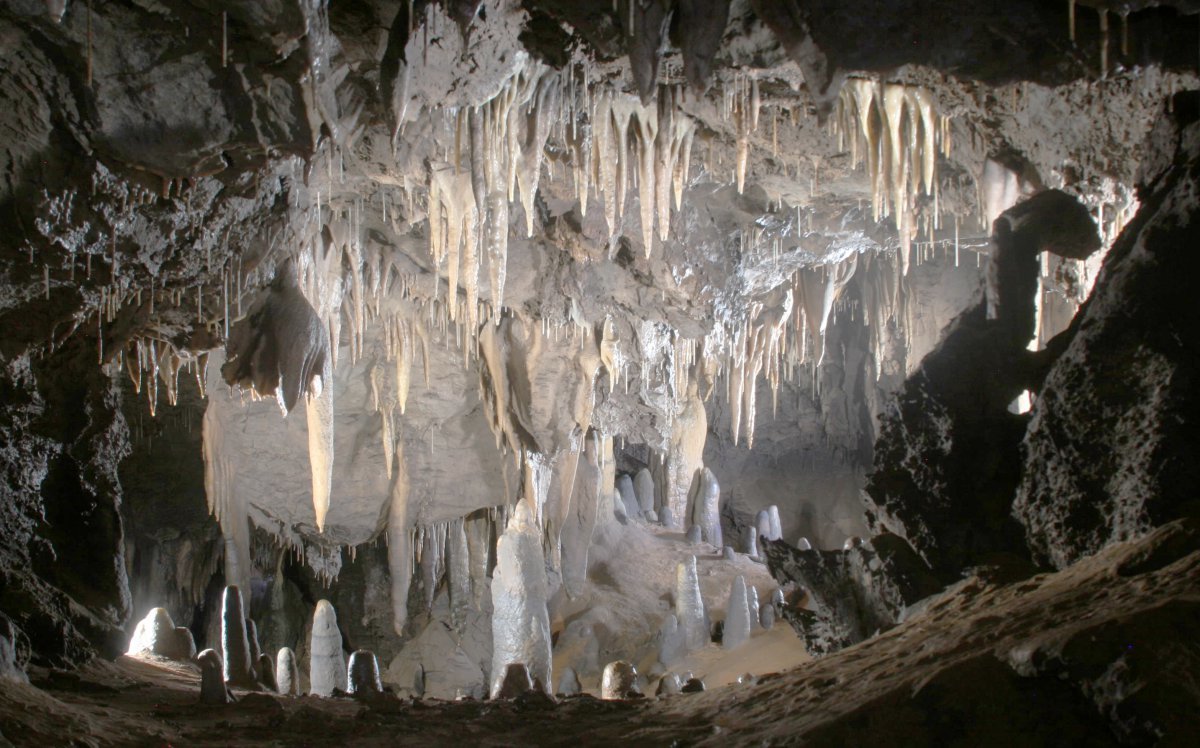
[387,440,412,635]
[310,600,347,697]
[674,555,709,652]
[723,575,752,650]
[633,468,656,516]
[276,647,300,696]
[490,497,553,698]
[767,505,783,541]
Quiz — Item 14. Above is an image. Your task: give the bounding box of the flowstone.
[310,600,348,696]
[490,498,552,698]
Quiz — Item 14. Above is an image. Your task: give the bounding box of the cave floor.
[2,520,1198,747]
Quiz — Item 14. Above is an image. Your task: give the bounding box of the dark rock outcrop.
[762,534,941,655]
[865,190,1100,579]
[1014,94,1200,568]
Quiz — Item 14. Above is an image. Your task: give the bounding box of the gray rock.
[0,615,28,684]
[258,654,277,691]
[796,536,814,551]
[742,526,760,558]
[616,474,640,520]
[658,613,685,666]
[723,545,737,561]
[681,677,706,693]
[686,524,702,544]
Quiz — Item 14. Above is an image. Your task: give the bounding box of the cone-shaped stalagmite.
[724,575,752,650]
[674,556,709,651]
[276,647,300,696]
[310,600,347,696]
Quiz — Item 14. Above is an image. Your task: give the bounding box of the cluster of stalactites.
[421,64,697,319]
[832,79,950,275]
[119,336,208,417]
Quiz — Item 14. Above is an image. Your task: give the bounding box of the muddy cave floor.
[2,520,1199,747]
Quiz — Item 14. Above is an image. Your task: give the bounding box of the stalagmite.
[258,654,277,691]
[755,509,772,542]
[490,498,553,698]
[199,649,233,704]
[310,600,347,697]
[616,474,638,519]
[601,661,640,699]
[686,525,703,544]
[633,468,656,515]
[557,667,582,696]
[246,618,263,680]
[760,602,776,630]
[723,575,752,650]
[748,586,761,629]
[275,648,300,696]
[658,614,685,666]
[347,650,383,695]
[656,672,683,696]
[674,556,709,652]
[221,586,256,689]
[741,525,759,559]
[690,467,721,546]
[767,505,783,541]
